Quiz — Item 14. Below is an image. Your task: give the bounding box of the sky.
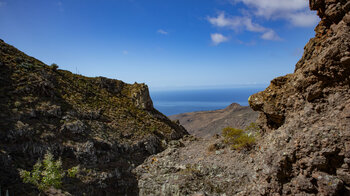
[0,0,319,91]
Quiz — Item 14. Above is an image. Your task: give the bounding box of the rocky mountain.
[169,103,258,138]
[135,0,350,195]
[0,39,187,195]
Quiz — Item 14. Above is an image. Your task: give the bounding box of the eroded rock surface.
[247,0,350,194]
[134,135,259,196]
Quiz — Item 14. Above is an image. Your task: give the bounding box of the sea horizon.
[150,87,265,116]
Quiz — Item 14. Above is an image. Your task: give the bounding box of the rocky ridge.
[169,103,258,138]
[0,40,188,195]
[134,0,350,195]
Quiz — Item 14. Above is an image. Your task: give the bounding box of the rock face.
[169,103,258,138]
[0,40,188,195]
[131,83,154,110]
[135,0,350,195]
[249,0,350,130]
[246,0,350,194]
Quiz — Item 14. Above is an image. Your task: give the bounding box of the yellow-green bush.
[244,122,259,132]
[222,126,256,150]
[232,133,256,149]
[19,152,79,191]
[67,165,80,178]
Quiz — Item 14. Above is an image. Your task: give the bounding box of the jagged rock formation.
[247,0,350,194]
[0,40,188,195]
[135,0,350,195]
[169,103,258,138]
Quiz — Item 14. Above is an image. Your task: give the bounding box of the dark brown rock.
[312,172,344,195]
[310,0,324,10]
[292,175,316,192]
[337,168,350,185]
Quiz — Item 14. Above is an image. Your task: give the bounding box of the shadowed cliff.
[0,39,188,195]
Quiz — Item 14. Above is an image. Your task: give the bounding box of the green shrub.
[67,166,80,178]
[19,152,79,191]
[222,127,256,150]
[50,63,59,71]
[231,133,256,149]
[245,122,259,132]
[222,127,243,143]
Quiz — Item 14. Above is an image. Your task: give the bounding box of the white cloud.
[157,29,168,35]
[207,1,318,42]
[208,13,263,32]
[233,0,319,27]
[261,30,281,41]
[208,13,279,41]
[208,13,235,28]
[211,33,229,45]
[286,12,319,27]
[234,0,307,17]
[242,17,266,32]
[208,13,266,32]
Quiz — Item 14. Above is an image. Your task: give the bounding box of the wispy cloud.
[261,30,281,41]
[122,50,129,55]
[207,0,317,42]
[211,33,229,45]
[233,0,319,27]
[286,12,319,27]
[208,13,280,41]
[157,29,168,35]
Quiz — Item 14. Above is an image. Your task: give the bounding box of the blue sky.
[0,0,318,90]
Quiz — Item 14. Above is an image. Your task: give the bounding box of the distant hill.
[169,103,258,138]
[0,39,187,195]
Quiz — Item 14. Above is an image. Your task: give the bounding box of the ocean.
[150,87,265,116]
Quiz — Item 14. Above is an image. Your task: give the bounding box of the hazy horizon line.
[149,83,269,91]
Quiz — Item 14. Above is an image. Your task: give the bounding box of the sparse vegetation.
[19,152,79,191]
[207,141,225,152]
[67,165,80,178]
[207,143,217,152]
[244,122,259,132]
[222,123,258,150]
[50,63,59,70]
[1,38,186,195]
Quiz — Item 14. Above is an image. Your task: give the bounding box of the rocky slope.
[134,135,257,196]
[169,103,258,138]
[134,0,350,195]
[0,39,188,195]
